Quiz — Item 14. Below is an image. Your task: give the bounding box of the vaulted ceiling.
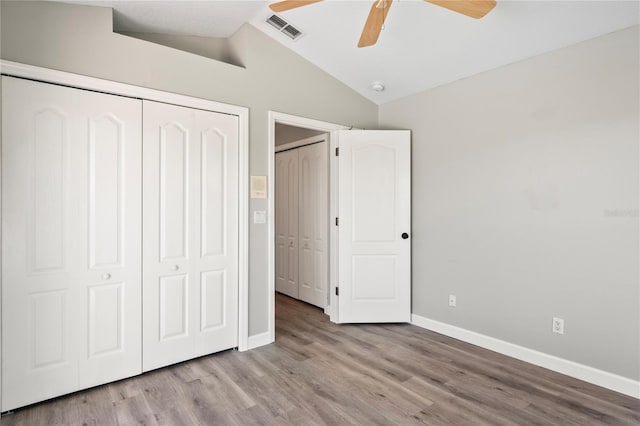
[52,1,639,104]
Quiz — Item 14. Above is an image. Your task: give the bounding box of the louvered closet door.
[275,149,299,299]
[1,76,142,411]
[142,100,238,372]
[297,142,327,308]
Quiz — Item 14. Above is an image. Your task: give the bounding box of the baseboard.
[411,314,640,399]
[246,331,273,350]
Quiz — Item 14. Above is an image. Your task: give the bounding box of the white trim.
[268,112,348,341]
[328,131,340,322]
[0,78,3,410]
[270,112,350,133]
[411,314,640,399]
[267,112,276,343]
[247,331,273,350]
[0,60,251,354]
[237,103,250,352]
[274,134,327,153]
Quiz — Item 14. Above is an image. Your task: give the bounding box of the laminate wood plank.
[64,385,118,426]
[198,372,257,412]
[152,404,204,426]
[177,379,239,425]
[232,404,290,426]
[248,342,370,424]
[379,322,602,411]
[402,376,518,426]
[387,330,635,426]
[112,393,159,426]
[107,376,145,403]
[2,292,638,425]
[254,349,394,425]
[208,350,266,382]
[303,342,438,423]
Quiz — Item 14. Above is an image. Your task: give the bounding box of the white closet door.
[142,100,238,372]
[1,77,142,411]
[298,142,328,308]
[275,149,299,298]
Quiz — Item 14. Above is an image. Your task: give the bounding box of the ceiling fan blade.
[358,0,394,48]
[269,0,323,13]
[425,0,496,19]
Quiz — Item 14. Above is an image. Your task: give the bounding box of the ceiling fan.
[269,0,497,48]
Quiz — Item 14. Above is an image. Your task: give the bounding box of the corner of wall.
[228,24,250,69]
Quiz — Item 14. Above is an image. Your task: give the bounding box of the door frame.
[268,111,349,341]
[0,60,251,352]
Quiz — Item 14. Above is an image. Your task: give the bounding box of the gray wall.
[119,32,238,65]
[379,26,639,380]
[275,123,325,146]
[0,0,378,336]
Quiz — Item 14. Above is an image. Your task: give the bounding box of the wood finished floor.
[3,293,639,425]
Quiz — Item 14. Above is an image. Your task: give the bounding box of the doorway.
[275,131,328,308]
[267,113,412,341]
[267,112,348,341]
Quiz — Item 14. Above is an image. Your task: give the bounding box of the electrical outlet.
[448,294,457,307]
[552,317,564,334]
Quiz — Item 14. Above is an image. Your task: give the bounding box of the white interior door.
[298,142,328,308]
[142,100,238,372]
[336,130,411,323]
[275,149,299,298]
[1,76,142,410]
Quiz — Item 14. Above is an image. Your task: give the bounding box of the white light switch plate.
[253,210,267,224]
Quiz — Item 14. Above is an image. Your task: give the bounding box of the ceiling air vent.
[282,25,302,40]
[266,14,304,41]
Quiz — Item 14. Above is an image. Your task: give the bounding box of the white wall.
[0,1,378,337]
[380,26,639,380]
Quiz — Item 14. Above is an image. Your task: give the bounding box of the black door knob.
[401,233,409,239]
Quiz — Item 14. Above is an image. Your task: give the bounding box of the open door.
[335,130,411,323]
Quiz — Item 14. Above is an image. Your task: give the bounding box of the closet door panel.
[159,275,190,339]
[78,98,142,388]
[299,152,313,299]
[1,77,142,410]
[195,113,238,356]
[143,101,238,371]
[286,155,300,298]
[160,123,189,261]
[298,142,327,308]
[275,150,299,299]
[88,115,125,268]
[201,130,225,257]
[275,153,287,295]
[143,103,196,370]
[31,108,67,272]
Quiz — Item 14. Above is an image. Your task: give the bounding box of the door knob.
[401,233,409,239]
[102,273,111,280]
[171,265,179,271]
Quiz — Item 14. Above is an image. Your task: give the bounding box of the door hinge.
[335,287,339,296]
[335,147,339,156]
[335,217,339,226]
